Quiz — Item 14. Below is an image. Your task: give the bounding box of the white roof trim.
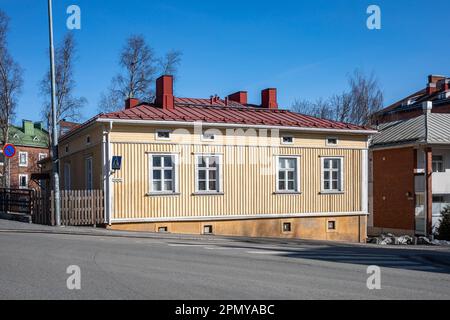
[96,118,377,135]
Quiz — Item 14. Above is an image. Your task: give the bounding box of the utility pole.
[47,0,61,226]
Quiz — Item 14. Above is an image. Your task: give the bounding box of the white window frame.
[201,132,216,141]
[281,135,294,145]
[275,155,301,193]
[85,157,93,190]
[321,156,344,193]
[326,137,339,146]
[0,150,4,166]
[194,154,223,194]
[432,155,444,173]
[19,174,28,189]
[148,153,179,195]
[19,151,28,167]
[38,153,48,161]
[155,129,171,141]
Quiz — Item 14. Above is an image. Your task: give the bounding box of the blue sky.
[2,0,450,124]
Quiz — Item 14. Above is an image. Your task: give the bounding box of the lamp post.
[47,0,61,226]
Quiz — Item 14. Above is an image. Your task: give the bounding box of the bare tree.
[291,98,334,120]
[0,10,23,187]
[99,35,182,113]
[291,69,383,125]
[347,69,383,125]
[40,33,86,147]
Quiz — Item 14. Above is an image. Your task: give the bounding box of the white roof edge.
[96,118,377,135]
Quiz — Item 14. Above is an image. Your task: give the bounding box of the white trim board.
[97,118,377,135]
[111,211,369,223]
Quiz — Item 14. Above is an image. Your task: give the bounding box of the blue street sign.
[112,156,122,170]
[3,144,16,158]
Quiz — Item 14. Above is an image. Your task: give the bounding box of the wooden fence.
[0,188,33,214]
[32,190,104,226]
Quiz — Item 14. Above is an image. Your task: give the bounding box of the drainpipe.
[102,121,113,225]
[422,101,433,236]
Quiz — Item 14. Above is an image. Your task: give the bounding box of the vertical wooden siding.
[111,142,362,220]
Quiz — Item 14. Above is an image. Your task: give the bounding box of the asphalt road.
[0,223,450,299]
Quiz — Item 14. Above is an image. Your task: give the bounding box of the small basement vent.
[282,222,292,232]
[158,226,168,233]
[327,220,336,230]
[203,225,213,234]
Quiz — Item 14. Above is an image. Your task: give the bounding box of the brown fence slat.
[28,189,104,226]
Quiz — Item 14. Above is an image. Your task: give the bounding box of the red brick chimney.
[227,91,248,105]
[427,75,445,95]
[156,75,174,110]
[261,88,278,109]
[125,97,140,109]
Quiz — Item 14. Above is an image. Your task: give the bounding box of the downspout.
[422,101,433,236]
[102,121,113,225]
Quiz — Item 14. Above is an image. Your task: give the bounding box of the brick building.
[372,75,450,124]
[0,120,49,189]
[369,101,450,236]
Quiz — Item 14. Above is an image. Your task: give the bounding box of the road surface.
[0,221,449,299]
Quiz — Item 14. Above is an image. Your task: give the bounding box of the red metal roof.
[98,99,370,131]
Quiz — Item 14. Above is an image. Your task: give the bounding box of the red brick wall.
[2,145,49,189]
[372,147,415,231]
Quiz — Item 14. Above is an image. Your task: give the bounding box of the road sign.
[2,144,16,158]
[111,156,122,170]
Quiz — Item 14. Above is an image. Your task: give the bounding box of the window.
[203,225,213,234]
[19,152,28,167]
[283,222,292,232]
[201,132,215,141]
[19,174,28,189]
[64,163,71,190]
[322,157,343,192]
[85,157,93,190]
[276,156,299,192]
[195,155,221,193]
[433,195,445,203]
[158,226,168,233]
[432,155,445,173]
[155,130,171,140]
[281,136,294,145]
[65,145,69,153]
[326,137,338,146]
[0,151,4,166]
[39,153,48,161]
[327,220,336,231]
[149,154,177,193]
[86,135,91,145]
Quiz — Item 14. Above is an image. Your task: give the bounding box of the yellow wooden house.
[58,75,375,242]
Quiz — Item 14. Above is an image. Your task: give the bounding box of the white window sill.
[273,191,301,195]
[145,192,180,196]
[19,164,28,167]
[320,191,345,195]
[192,192,224,196]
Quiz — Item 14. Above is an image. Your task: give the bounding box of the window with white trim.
[155,130,171,140]
[281,136,294,145]
[39,153,48,161]
[149,154,177,193]
[432,155,444,173]
[322,157,343,192]
[196,155,221,193]
[201,132,216,141]
[19,174,28,189]
[326,137,338,146]
[277,156,299,192]
[19,152,28,167]
[85,157,93,190]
